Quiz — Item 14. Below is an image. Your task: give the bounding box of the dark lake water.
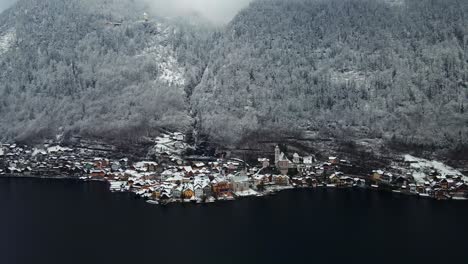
[1,177,467,264]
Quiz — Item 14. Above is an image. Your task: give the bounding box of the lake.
[0,177,467,264]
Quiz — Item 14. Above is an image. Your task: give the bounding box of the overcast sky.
[145,0,254,24]
[0,0,16,14]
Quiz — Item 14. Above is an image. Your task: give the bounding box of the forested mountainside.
[0,0,467,152]
[0,0,213,142]
[192,0,468,148]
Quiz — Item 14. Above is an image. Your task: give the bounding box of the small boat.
[371,184,379,189]
[392,190,401,194]
[146,200,159,205]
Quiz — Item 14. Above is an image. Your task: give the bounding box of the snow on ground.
[0,29,15,56]
[330,70,367,85]
[235,189,258,197]
[139,23,185,86]
[32,148,47,156]
[47,146,73,153]
[404,154,466,183]
[382,0,405,7]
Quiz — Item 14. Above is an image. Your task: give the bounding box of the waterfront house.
[203,184,212,197]
[338,176,354,188]
[231,175,251,192]
[380,173,393,184]
[194,184,204,198]
[273,175,290,186]
[183,184,195,199]
[173,185,183,199]
[212,178,232,197]
[451,183,468,199]
[159,190,172,200]
[90,169,106,178]
[372,170,384,182]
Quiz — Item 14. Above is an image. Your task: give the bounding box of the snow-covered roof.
[47,146,73,153]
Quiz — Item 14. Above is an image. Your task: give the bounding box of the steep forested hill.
[0,0,213,142]
[0,0,467,151]
[192,0,468,148]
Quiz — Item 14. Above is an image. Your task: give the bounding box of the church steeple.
[274,145,280,165]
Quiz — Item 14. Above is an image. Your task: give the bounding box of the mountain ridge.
[0,0,467,154]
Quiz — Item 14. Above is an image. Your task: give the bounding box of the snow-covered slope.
[139,23,185,86]
[0,28,15,56]
[404,154,467,183]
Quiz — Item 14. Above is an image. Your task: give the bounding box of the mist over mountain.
[143,0,254,24]
[0,0,16,13]
[0,0,467,152]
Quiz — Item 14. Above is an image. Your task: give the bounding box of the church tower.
[274,145,280,165]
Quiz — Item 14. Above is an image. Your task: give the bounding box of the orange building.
[212,181,232,197]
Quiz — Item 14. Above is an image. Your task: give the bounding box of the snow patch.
[47,146,73,153]
[139,23,185,86]
[0,29,15,56]
[404,154,466,183]
[32,148,47,156]
[330,70,366,85]
[383,0,405,7]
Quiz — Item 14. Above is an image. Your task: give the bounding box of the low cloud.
[0,0,16,14]
[143,0,253,24]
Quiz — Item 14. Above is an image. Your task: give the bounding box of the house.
[258,158,270,168]
[203,184,212,197]
[182,184,195,199]
[393,176,408,188]
[451,183,468,199]
[273,175,289,186]
[111,162,121,172]
[212,179,232,197]
[303,156,314,166]
[231,175,251,192]
[439,179,449,190]
[293,153,300,164]
[372,170,384,182]
[337,176,354,188]
[194,184,204,198]
[159,189,172,200]
[172,185,183,199]
[134,161,158,172]
[329,157,339,165]
[380,173,393,184]
[90,169,106,178]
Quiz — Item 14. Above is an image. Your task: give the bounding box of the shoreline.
[2,175,466,203]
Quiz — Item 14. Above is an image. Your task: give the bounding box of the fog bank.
[144,0,253,24]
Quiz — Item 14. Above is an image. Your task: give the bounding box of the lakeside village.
[1,132,468,203]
